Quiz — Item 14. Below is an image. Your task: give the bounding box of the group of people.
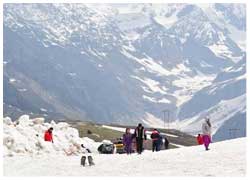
[122,123,146,154]
[196,117,212,151]
[122,123,169,154]
[42,117,212,167]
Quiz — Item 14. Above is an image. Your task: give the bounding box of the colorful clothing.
[202,135,211,150]
[123,133,133,154]
[44,130,53,142]
[197,135,203,145]
[150,130,160,152]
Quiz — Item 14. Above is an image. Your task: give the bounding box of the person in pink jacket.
[202,118,212,151]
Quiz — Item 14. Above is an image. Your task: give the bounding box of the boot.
[81,156,86,166]
[88,156,95,166]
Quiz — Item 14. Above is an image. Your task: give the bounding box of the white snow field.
[3,115,246,176]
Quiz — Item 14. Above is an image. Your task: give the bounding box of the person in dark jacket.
[123,128,133,154]
[158,135,163,151]
[44,127,54,143]
[150,129,160,152]
[134,123,147,154]
[164,137,169,149]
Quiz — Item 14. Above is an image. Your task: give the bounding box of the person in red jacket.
[150,129,160,152]
[197,134,203,145]
[44,127,54,143]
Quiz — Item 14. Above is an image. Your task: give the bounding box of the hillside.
[177,59,246,141]
[3,3,246,141]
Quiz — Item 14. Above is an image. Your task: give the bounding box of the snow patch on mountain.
[208,43,243,63]
[173,72,216,106]
[154,12,178,29]
[142,112,165,128]
[198,3,246,50]
[9,78,16,83]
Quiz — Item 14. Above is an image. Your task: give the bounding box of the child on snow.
[64,144,94,166]
[80,144,94,166]
[122,128,133,154]
[196,134,203,145]
[44,127,54,143]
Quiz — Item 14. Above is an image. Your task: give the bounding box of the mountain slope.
[3,3,246,135]
[177,59,246,141]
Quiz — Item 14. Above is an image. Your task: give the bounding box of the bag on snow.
[98,143,114,154]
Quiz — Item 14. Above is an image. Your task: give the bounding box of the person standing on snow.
[123,128,133,154]
[134,123,147,154]
[202,118,212,151]
[44,127,54,143]
[150,129,160,152]
[164,136,169,149]
[158,134,164,151]
[80,144,95,166]
[196,134,203,145]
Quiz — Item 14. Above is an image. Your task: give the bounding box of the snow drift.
[3,115,101,157]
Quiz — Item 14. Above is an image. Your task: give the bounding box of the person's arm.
[86,148,91,153]
[51,134,54,143]
[144,130,147,140]
[122,134,125,145]
[44,133,46,141]
[133,128,137,139]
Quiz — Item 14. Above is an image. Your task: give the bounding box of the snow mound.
[3,115,101,157]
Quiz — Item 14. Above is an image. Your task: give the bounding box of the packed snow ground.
[4,138,246,176]
[3,115,246,176]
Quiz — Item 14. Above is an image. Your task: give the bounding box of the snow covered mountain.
[3,3,246,140]
[177,58,246,141]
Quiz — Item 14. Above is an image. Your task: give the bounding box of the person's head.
[125,128,130,134]
[138,123,142,127]
[198,134,201,136]
[48,127,53,132]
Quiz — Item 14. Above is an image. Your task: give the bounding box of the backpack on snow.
[98,143,114,154]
